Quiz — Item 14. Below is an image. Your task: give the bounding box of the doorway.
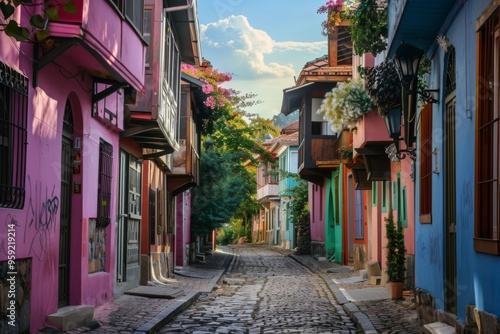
[444,47,457,314]
[58,101,73,307]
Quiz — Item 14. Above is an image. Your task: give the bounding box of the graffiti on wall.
[0,258,31,333]
[88,218,106,273]
[23,176,59,262]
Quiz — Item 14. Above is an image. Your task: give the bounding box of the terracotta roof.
[281,120,299,134]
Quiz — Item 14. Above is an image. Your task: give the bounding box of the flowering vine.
[181,63,233,110]
[317,0,388,55]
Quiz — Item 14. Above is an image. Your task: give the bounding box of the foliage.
[361,58,401,115]
[385,210,406,282]
[216,226,237,246]
[338,143,353,159]
[0,0,77,43]
[191,151,251,237]
[317,78,373,131]
[317,0,388,55]
[279,171,309,226]
[186,63,279,240]
[216,219,246,245]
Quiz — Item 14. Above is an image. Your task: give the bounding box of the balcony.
[39,0,146,90]
[257,183,279,202]
[121,1,202,166]
[349,110,392,182]
[167,76,209,195]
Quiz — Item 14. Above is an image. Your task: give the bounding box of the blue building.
[385,0,500,331]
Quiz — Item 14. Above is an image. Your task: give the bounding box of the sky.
[196,0,329,120]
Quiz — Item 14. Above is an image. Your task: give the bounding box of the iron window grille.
[97,139,113,228]
[0,61,28,209]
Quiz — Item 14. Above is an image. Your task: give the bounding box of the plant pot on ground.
[385,210,406,300]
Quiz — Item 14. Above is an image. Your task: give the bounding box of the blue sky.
[196,0,329,119]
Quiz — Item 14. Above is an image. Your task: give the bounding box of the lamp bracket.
[419,88,439,104]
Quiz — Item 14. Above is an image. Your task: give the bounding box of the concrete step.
[47,305,94,331]
[424,322,456,334]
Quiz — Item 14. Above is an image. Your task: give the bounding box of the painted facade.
[385,0,500,330]
[0,1,146,331]
[274,122,299,249]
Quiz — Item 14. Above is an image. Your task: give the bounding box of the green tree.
[183,64,279,240]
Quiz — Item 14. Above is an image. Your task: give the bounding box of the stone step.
[46,305,94,331]
[423,322,456,334]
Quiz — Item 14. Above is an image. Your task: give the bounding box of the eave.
[387,0,458,56]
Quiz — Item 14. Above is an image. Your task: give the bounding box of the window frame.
[475,5,500,255]
[0,61,28,209]
[97,139,113,228]
[109,0,144,35]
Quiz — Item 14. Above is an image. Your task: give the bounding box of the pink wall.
[309,182,325,242]
[0,2,144,331]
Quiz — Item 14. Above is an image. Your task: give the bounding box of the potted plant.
[385,210,406,299]
[338,143,353,163]
[362,58,402,116]
[317,78,373,131]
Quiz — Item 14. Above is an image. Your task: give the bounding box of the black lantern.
[384,106,402,141]
[393,43,424,85]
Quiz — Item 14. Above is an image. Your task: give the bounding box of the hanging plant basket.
[317,79,373,132]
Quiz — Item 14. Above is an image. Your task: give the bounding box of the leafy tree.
[184,64,279,240]
[1,0,76,42]
[279,171,309,225]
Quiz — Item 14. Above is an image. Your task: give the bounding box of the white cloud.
[200,15,326,79]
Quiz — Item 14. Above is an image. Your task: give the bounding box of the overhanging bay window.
[109,0,144,34]
[159,14,181,146]
[0,62,28,209]
[475,6,500,254]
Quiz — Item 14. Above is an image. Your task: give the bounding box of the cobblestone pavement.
[287,250,425,334]
[160,244,358,333]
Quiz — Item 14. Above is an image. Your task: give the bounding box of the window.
[160,16,181,142]
[143,9,152,68]
[97,139,113,228]
[420,103,433,223]
[400,186,408,228]
[476,7,500,254]
[110,0,144,34]
[129,156,141,219]
[0,62,28,209]
[382,181,387,213]
[355,190,364,239]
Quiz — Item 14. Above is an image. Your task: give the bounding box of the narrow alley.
[158,244,423,334]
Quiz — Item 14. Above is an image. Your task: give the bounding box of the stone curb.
[132,291,201,334]
[132,249,235,334]
[288,254,377,334]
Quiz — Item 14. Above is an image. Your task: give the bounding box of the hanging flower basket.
[317,78,373,132]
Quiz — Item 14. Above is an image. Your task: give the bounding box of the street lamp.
[384,106,402,141]
[393,43,424,86]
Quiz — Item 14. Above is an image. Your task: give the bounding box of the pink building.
[0,1,146,332]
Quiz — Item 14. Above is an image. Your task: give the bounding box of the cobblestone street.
[160,245,358,333]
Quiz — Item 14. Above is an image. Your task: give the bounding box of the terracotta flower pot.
[390,281,403,300]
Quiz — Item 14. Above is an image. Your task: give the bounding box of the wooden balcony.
[41,0,146,91]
